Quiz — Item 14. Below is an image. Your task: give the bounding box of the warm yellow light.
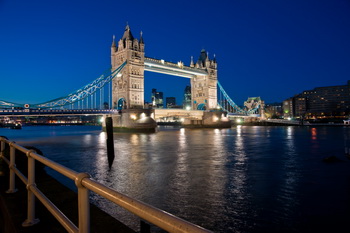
[186,106,191,111]
[213,116,219,122]
[130,114,137,120]
[236,118,242,123]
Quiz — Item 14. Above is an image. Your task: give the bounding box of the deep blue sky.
[1,0,349,106]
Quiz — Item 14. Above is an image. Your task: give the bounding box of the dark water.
[1,125,350,233]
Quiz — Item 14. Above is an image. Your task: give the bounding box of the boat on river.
[10,123,22,129]
[0,122,22,129]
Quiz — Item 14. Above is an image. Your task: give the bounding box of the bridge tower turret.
[111,25,145,109]
[191,49,218,110]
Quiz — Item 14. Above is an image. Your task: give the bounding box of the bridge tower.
[190,49,218,110]
[111,25,145,109]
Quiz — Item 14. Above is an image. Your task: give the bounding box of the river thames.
[1,125,349,233]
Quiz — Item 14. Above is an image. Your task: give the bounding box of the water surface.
[1,125,349,232]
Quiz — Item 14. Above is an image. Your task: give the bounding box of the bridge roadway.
[0,108,257,124]
[0,109,119,116]
[0,108,232,119]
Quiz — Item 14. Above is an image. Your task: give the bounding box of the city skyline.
[0,0,349,106]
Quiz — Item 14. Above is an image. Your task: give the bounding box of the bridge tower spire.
[111,25,145,109]
[191,49,218,110]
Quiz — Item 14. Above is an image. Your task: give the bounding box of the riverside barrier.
[0,137,212,233]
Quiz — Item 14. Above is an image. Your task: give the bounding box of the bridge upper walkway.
[144,57,207,78]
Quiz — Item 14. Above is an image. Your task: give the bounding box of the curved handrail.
[0,137,212,233]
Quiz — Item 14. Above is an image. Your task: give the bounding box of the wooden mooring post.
[105,117,115,169]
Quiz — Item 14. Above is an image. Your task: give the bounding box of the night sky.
[1,0,349,106]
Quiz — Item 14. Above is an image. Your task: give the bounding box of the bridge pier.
[102,109,157,132]
[182,111,231,128]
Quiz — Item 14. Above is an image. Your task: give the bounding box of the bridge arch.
[116,98,126,110]
[197,103,206,110]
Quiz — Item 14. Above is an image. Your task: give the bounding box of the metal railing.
[0,137,212,233]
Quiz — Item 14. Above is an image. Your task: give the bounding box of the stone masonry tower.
[111,25,145,109]
[190,49,218,110]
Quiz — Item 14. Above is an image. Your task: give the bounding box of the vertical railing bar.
[6,143,17,193]
[22,150,40,226]
[0,139,5,157]
[75,173,91,233]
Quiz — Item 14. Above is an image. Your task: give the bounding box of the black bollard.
[105,117,115,169]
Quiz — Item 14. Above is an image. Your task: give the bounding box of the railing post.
[22,150,40,227]
[0,139,4,158]
[0,139,5,177]
[6,142,17,193]
[75,172,91,233]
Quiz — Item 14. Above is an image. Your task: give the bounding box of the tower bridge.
[0,25,264,129]
[111,25,218,111]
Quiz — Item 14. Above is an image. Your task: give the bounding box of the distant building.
[283,98,293,119]
[283,81,350,119]
[151,88,164,108]
[183,86,191,109]
[293,94,307,117]
[265,102,283,118]
[166,97,176,108]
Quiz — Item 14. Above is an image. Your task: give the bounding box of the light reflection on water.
[1,125,350,233]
